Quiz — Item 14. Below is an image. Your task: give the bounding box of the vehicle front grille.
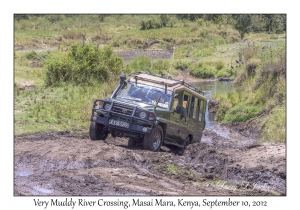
[111,102,135,116]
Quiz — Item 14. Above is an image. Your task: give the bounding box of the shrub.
[174,47,191,58]
[188,62,215,78]
[216,61,225,70]
[246,63,257,76]
[223,104,263,123]
[25,51,39,60]
[173,60,191,70]
[152,59,170,74]
[45,44,124,86]
[215,100,232,122]
[216,69,230,78]
[140,15,171,30]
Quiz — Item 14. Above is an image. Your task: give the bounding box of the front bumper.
[91,100,155,135]
[92,115,153,134]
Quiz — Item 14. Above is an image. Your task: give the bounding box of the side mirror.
[174,105,182,114]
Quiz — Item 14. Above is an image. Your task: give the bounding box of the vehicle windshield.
[116,82,173,109]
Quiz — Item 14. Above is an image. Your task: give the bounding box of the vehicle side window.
[189,96,200,120]
[172,93,179,110]
[189,96,195,118]
[182,94,189,109]
[176,94,189,122]
[198,99,206,122]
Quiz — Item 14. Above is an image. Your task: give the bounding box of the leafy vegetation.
[45,44,124,86]
[14,14,286,140]
[140,15,172,30]
[223,104,264,123]
[212,42,286,142]
[14,82,117,135]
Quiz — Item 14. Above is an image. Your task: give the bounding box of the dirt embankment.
[14,127,286,196]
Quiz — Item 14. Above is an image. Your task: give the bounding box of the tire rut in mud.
[14,130,286,196]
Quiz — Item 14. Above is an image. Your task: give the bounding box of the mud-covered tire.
[89,122,108,141]
[177,142,186,156]
[143,125,163,152]
[178,136,190,156]
[128,138,136,146]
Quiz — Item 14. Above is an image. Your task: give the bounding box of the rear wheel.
[89,122,108,141]
[143,125,163,152]
[178,136,190,156]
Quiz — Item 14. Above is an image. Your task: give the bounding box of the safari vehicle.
[90,73,207,152]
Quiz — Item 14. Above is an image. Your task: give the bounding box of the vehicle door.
[166,91,191,146]
[187,95,206,143]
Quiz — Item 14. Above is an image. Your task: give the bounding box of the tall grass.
[260,106,286,143]
[14,15,286,140]
[15,14,240,51]
[212,42,286,143]
[14,81,117,136]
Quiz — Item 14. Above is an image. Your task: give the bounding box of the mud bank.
[14,126,285,196]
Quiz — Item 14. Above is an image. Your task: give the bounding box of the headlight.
[149,112,155,120]
[139,111,147,119]
[104,103,111,110]
[96,101,103,109]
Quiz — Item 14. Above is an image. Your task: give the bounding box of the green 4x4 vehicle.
[90,73,207,152]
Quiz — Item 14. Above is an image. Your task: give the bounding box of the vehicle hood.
[105,98,156,111]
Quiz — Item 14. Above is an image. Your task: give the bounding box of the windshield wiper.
[119,96,142,102]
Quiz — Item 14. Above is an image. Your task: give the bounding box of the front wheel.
[89,122,108,141]
[143,125,163,152]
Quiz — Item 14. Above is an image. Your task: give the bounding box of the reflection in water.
[191,80,232,127]
[33,186,53,194]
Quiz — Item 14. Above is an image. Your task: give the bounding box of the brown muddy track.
[14,126,286,196]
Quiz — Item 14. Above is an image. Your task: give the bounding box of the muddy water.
[191,80,233,127]
[190,81,258,146]
[14,133,286,196]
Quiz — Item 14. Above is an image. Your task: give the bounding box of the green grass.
[14,81,117,136]
[14,15,286,140]
[223,104,264,123]
[167,164,181,174]
[212,41,286,143]
[260,106,286,143]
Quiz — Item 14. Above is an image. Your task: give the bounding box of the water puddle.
[228,133,248,142]
[15,171,32,177]
[191,80,233,127]
[33,186,53,194]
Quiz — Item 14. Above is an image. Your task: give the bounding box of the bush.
[216,69,230,78]
[152,59,170,74]
[216,61,225,70]
[173,60,191,70]
[213,91,242,121]
[174,46,191,58]
[188,62,215,78]
[223,104,263,123]
[25,51,40,60]
[140,15,171,30]
[45,44,124,86]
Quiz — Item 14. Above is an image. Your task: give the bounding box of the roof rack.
[128,72,204,96]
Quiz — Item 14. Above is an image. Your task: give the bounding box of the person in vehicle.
[180,95,188,123]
